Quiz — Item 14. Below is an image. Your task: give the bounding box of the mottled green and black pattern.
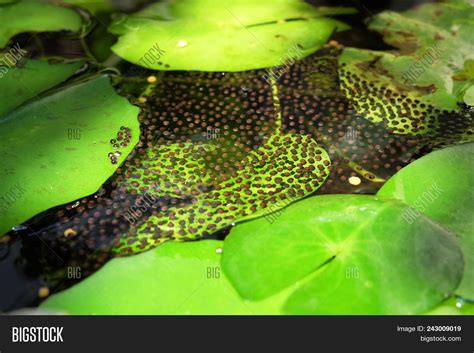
[32,47,472,262]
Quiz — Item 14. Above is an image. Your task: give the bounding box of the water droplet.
[348,176,361,186]
[215,247,223,254]
[177,39,188,48]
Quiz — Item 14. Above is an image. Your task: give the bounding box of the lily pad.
[0,59,83,116]
[338,0,474,135]
[0,75,140,236]
[0,0,82,48]
[377,143,474,298]
[40,241,290,314]
[109,0,350,72]
[222,195,464,314]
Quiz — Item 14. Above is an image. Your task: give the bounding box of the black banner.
[0,315,472,352]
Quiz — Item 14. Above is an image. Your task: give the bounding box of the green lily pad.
[339,0,474,135]
[0,59,83,116]
[0,75,139,236]
[377,143,474,298]
[40,241,291,314]
[0,0,82,48]
[222,195,464,314]
[109,0,350,72]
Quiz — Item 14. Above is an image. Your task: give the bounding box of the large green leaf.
[0,75,140,236]
[339,0,474,135]
[222,195,463,314]
[40,241,292,314]
[0,59,83,116]
[109,0,350,72]
[377,143,474,298]
[0,0,82,48]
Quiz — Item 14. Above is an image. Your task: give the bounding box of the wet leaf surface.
[378,142,474,299]
[0,59,83,116]
[40,240,291,314]
[0,0,82,48]
[223,195,463,314]
[109,0,350,71]
[0,75,140,236]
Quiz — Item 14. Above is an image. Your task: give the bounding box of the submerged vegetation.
[0,0,472,314]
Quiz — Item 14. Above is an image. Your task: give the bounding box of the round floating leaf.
[0,59,83,116]
[109,0,350,72]
[377,143,474,298]
[0,0,82,48]
[0,75,140,236]
[223,195,464,314]
[40,241,290,314]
